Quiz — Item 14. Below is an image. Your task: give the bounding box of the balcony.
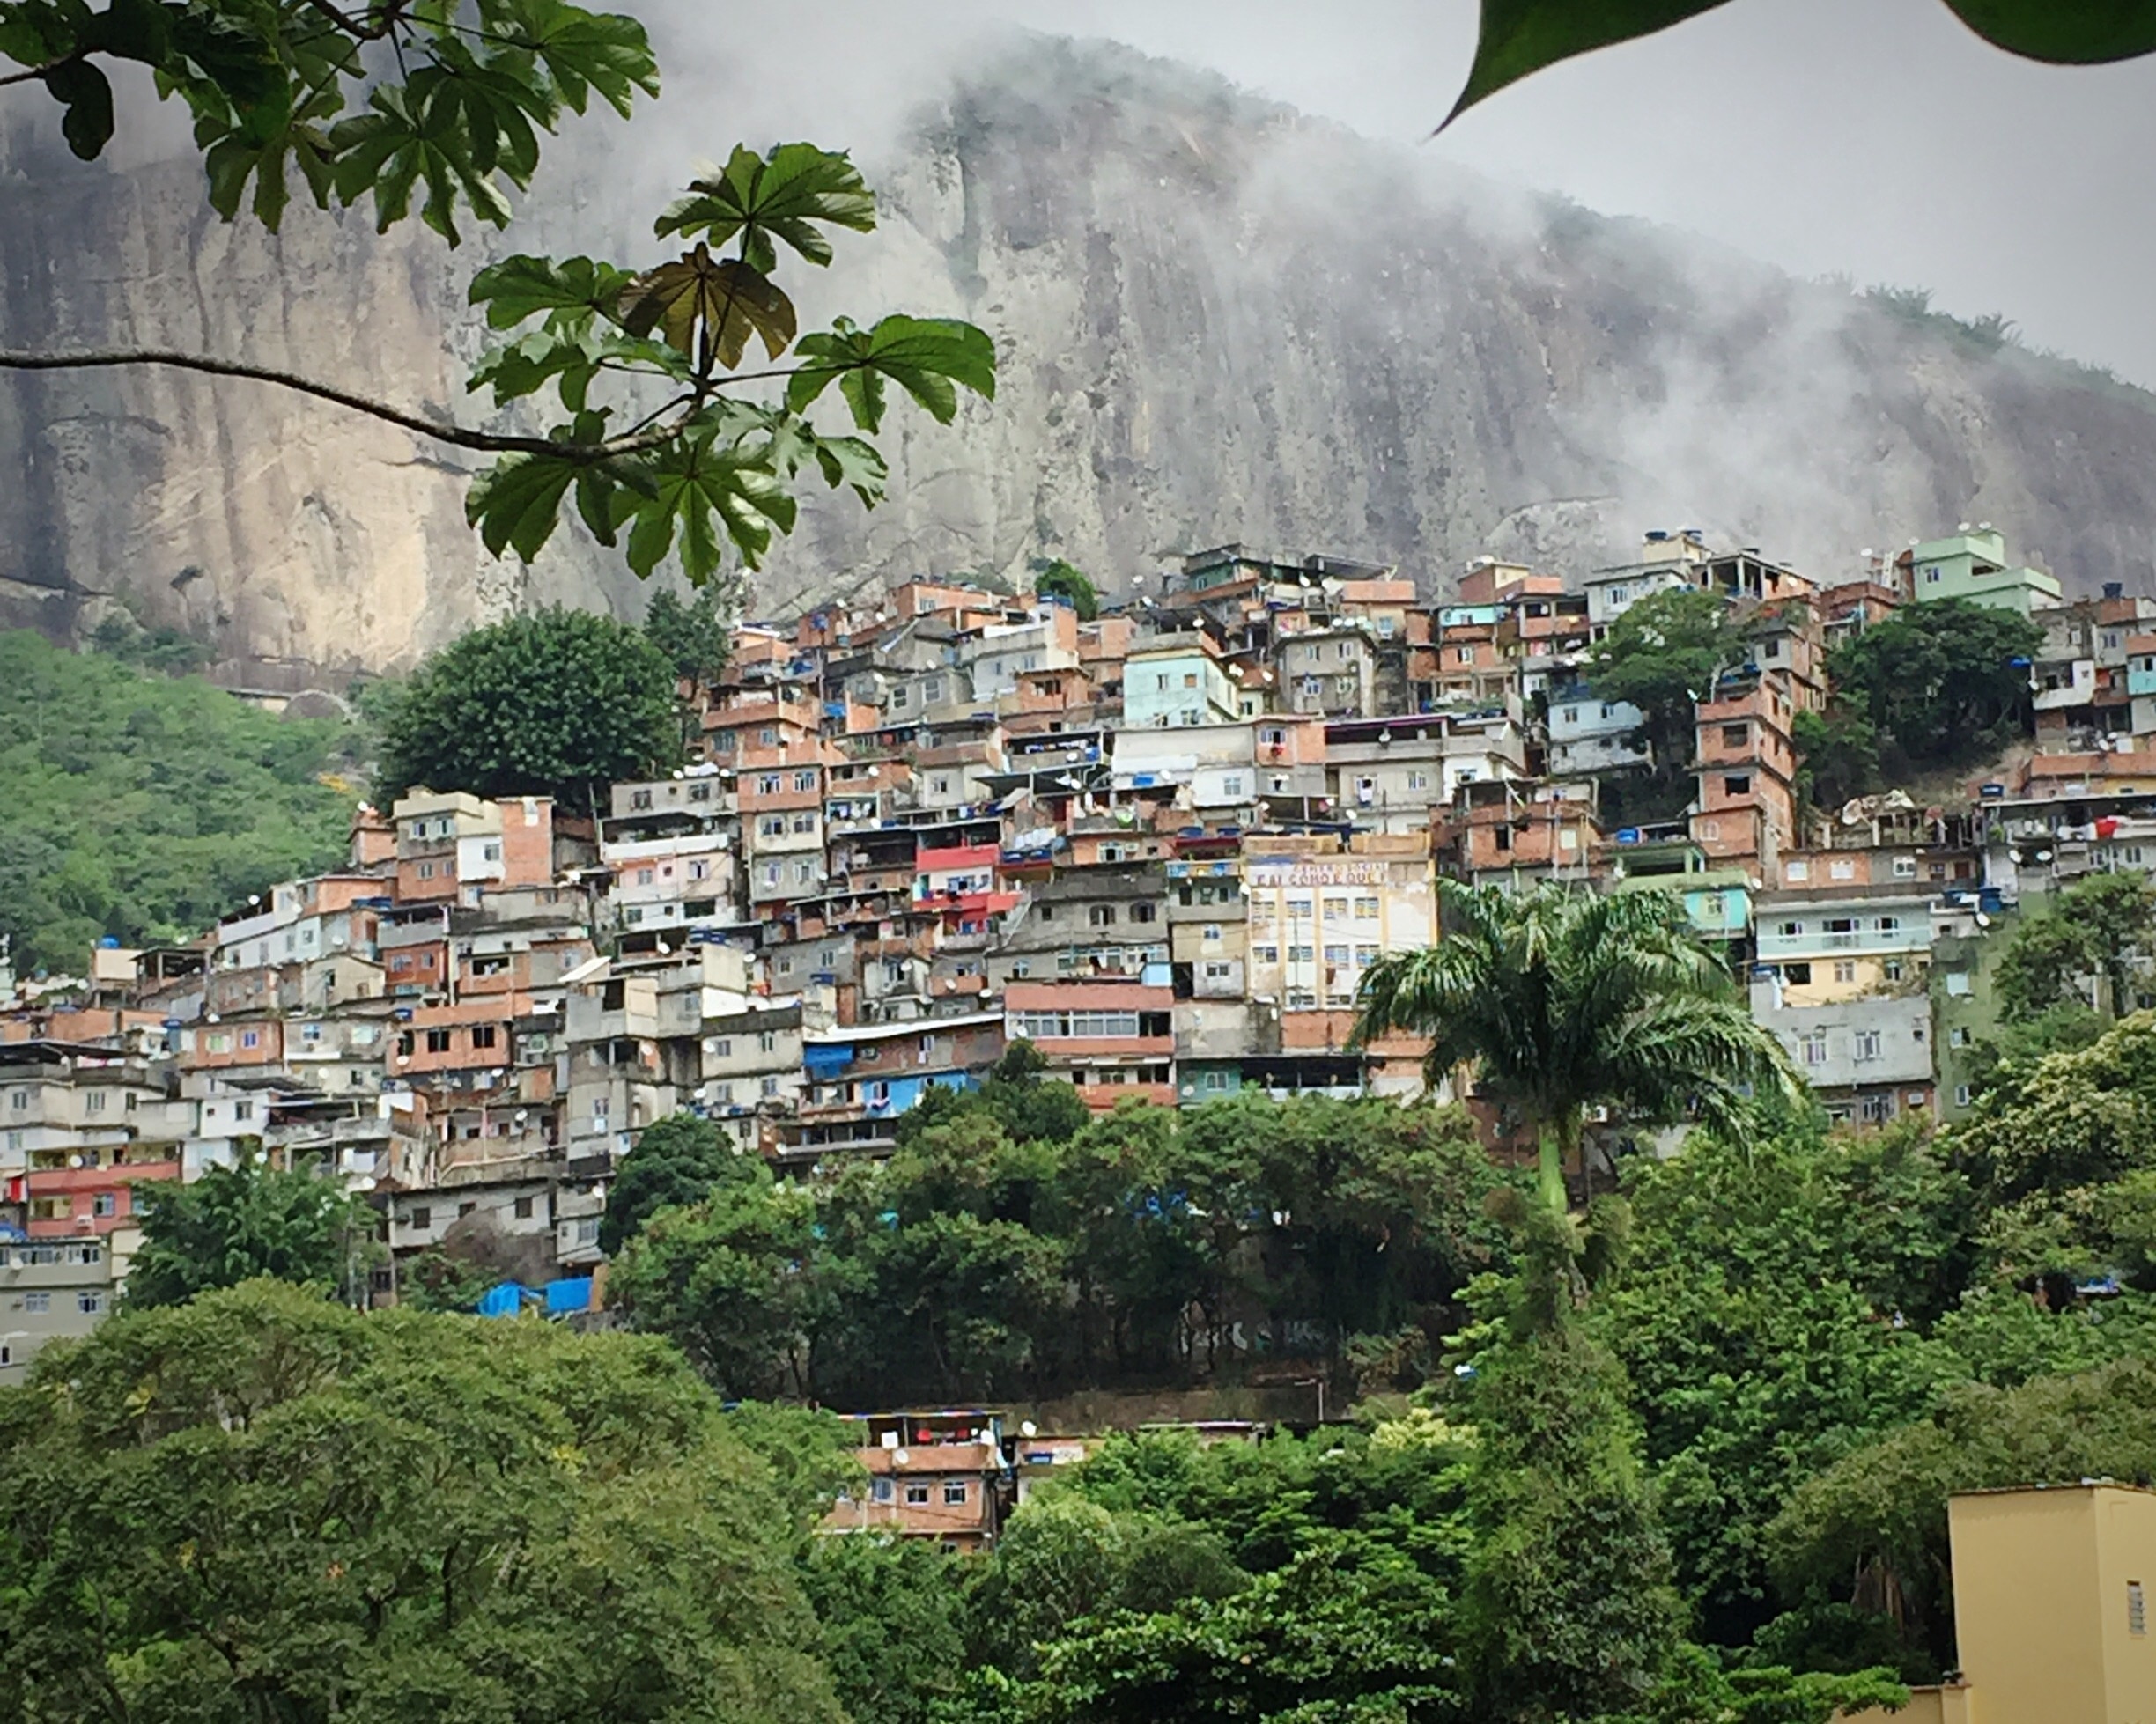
[1756,923,1931,961]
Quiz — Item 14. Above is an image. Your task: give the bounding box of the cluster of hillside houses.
[4,521,2152,1381]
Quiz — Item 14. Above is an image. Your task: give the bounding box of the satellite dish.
[1975,911,1992,928]
[892,1448,910,1466]
[1019,1420,1038,1439]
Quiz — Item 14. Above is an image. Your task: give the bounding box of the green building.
[1930,910,2019,1120]
[1908,527,2062,616]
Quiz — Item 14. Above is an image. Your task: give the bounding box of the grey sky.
[655,0,2156,387]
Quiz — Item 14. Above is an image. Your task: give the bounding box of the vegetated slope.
[0,631,355,973]
[4,38,2155,670]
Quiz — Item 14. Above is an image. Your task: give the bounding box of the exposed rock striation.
[4,39,2153,674]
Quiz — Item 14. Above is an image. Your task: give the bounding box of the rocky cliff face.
[4,39,2153,674]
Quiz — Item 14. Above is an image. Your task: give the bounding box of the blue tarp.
[475,1281,531,1318]
[546,1277,594,1315]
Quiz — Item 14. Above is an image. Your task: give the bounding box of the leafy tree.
[86,608,210,674]
[598,1109,756,1256]
[1585,586,1741,807]
[608,1169,831,1399]
[1827,598,2042,774]
[1597,1123,1968,1643]
[125,1151,380,1310]
[0,1280,845,1724]
[801,1536,968,1724]
[1951,1010,2156,1290]
[0,630,351,973]
[1994,871,2156,1022]
[1032,558,1101,621]
[375,605,681,815]
[1791,706,1881,812]
[643,584,734,685]
[1458,1300,1686,1720]
[1355,880,1794,1213]
[1444,3,2156,127]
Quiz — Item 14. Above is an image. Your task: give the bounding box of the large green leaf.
[786,315,996,433]
[1444,2,1733,127]
[1444,0,2156,126]
[654,142,875,274]
[618,431,798,580]
[43,58,115,159]
[329,80,513,244]
[468,254,635,329]
[617,245,796,367]
[1944,0,2156,62]
[485,0,659,116]
[466,451,580,561]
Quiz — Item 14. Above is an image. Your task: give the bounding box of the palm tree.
[1353,880,1795,1212]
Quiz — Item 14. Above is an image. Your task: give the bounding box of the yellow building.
[1842,1484,2156,1724]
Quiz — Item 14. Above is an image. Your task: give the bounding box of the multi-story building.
[1901,524,2063,615]
[1749,976,1935,1126]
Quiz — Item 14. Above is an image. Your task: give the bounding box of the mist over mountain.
[4,35,2153,675]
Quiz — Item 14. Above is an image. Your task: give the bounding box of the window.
[1892,856,1918,880]
[1853,1030,1882,1062]
[1883,960,1905,982]
[471,1024,498,1050]
[760,1077,780,1098]
[1201,1068,1229,1092]
[1201,924,1223,943]
[24,1293,50,1315]
[1130,903,1156,924]
[1799,1033,1829,1067]
[943,1480,969,1505]
[794,769,816,792]
[1720,723,1748,748]
[1221,774,1244,798]
[1833,961,1857,984]
[92,1192,116,1218]
[904,1484,930,1506]
[872,1477,894,1503]
[759,1031,777,1054]
[513,1196,535,1220]
[1723,774,1752,796]
[1252,945,1280,964]
[1288,944,1315,963]
[1089,904,1118,927]
[425,1028,453,1053]
[1355,944,1379,967]
[1955,1084,1974,1108]
[1830,859,1857,880]
[410,1206,432,1229]
[1288,896,1312,918]
[2130,1580,2147,1638]
[1862,1093,1891,1124]
[459,1202,476,1219]
[78,1293,104,1315]
[1876,916,1901,932]
[1946,972,1972,997]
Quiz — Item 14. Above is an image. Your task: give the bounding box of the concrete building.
[823,1411,1015,1551]
[1749,977,1935,1125]
[1902,525,2063,615]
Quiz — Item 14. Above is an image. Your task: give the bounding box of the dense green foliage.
[1790,706,1881,811]
[613,1086,1510,1405]
[1827,598,2042,774]
[126,1152,381,1311]
[0,630,351,973]
[1355,879,1793,1208]
[642,584,733,685]
[0,1281,845,1724]
[1994,870,2156,1023]
[374,605,681,816]
[1031,558,1102,621]
[596,1109,762,1256]
[1585,588,1739,812]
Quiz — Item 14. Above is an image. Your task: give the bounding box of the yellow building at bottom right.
[1842,1484,2156,1724]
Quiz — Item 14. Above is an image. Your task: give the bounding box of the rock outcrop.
[4,38,2153,674]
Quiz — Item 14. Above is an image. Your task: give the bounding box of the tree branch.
[0,55,82,90]
[0,348,679,462]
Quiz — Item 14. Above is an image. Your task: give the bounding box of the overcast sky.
[668,0,2156,387]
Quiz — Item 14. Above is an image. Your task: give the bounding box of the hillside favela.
[8,5,2156,1724]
